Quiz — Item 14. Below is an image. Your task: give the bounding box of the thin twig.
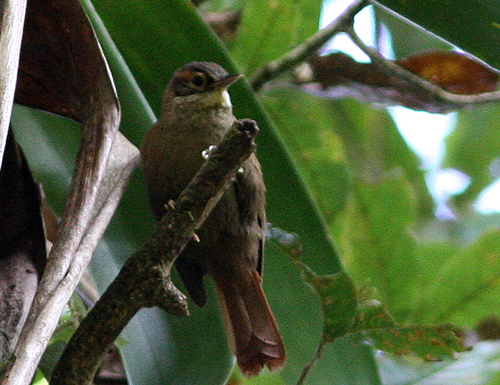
[296,336,327,385]
[50,119,260,385]
[248,0,368,91]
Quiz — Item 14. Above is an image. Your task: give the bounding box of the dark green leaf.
[311,335,381,385]
[300,267,358,341]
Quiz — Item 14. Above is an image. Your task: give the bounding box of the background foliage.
[15,0,500,384]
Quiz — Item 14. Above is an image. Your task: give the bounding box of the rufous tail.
[213,269,286,377]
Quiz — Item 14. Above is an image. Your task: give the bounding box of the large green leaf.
[340,172,420,320]
[372,0,500,70]
[260,87,350,228]
[329,99,434,220]
[311,335,380,385]
[261,91,434,233]
[410,229,500,326]
[10,107,77,215]
[231,0,322,74]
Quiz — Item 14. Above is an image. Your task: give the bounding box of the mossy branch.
[50,119,260,385]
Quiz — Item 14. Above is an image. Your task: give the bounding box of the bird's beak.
[213,74,243,90]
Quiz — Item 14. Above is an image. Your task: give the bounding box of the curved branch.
[345,26,500,108]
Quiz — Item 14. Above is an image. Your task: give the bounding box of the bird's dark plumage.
[141,62,286,377]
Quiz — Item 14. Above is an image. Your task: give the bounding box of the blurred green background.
[19,0,500,384]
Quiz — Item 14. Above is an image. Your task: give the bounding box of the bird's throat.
[172,89,233,111]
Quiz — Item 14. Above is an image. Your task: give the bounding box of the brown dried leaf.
[16,0,119,123]
[398,51,499,95]
[13,0,120,280]
[303,51,499,113]
[307,53,391,89]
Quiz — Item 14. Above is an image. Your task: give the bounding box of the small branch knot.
[236,118,259,137]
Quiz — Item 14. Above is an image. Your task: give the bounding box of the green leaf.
[360,324,468,360]
[229,369,287,385]
[374,6,451,58]
[419,240,459,274]
[339,171,420,319]
[372,0,500,70]
[32,370,48,385]
[10,106,77,214]
[306,335,381,385]
[411,229,500,326]
[261,88,350,227]
[332,99,434,219]
[231,0,321,74]
[300,267,358,341]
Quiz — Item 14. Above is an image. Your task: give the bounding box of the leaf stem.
[296,335,327,385]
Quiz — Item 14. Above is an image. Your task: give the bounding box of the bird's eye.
[192,74,205,88]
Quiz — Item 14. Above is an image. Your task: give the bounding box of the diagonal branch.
[50,119,260,385]
[248,0,368,91]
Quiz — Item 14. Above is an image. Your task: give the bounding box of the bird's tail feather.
[213,268,286,377]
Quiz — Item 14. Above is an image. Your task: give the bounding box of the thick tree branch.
[50,119,260,385]
[248,0,368,91]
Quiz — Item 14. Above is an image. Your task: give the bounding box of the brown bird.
[141,62,286,377]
